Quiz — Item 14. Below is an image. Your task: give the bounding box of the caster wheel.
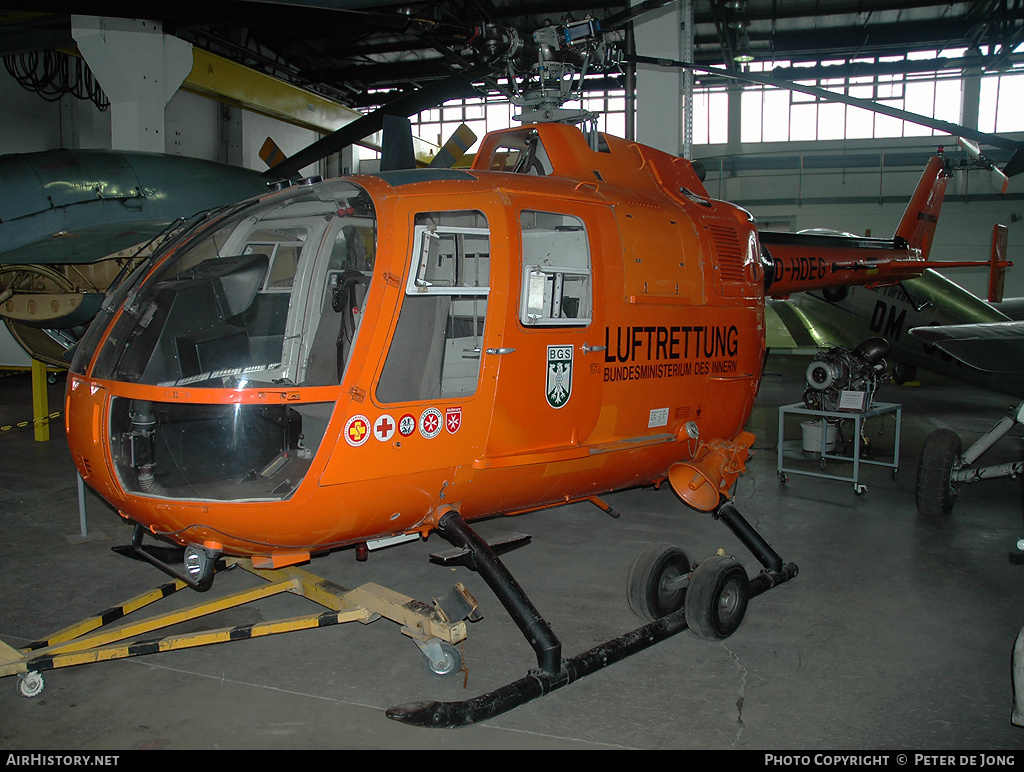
[422,641,462,678]
[685,554,749,640]
[778,471,788,485]
[17,671,44,698]
[627,542,691,621]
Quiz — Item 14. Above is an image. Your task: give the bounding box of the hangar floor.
[2,351,1023,751]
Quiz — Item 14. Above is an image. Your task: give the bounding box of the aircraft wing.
[0,220,173,265]
[766,296,864,351]
[0,150,267,265]
[910,321,1024,374]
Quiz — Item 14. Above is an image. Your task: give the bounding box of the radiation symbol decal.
[546,344,573,409]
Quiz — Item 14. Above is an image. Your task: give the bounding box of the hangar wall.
[0,65,319,174]
[699,136,1024,301]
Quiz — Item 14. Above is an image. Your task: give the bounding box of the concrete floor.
[2,351,1024,750]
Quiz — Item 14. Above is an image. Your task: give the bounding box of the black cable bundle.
[3,50,109,111]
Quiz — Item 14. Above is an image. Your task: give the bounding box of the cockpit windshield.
[88,180,376,389]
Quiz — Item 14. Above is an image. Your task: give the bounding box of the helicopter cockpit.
[70,180,377,502]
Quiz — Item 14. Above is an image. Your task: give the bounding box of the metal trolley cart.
[777,401,902,494]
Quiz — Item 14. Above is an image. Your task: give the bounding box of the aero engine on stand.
[778,338,902,494]
[803,337,893,414]
[802,338,893,456]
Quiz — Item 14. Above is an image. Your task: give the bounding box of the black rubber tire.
[626,542,691,621]
[684,554,749,640]
[915,428,962,517]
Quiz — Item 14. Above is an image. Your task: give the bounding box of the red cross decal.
[374,415,395,441]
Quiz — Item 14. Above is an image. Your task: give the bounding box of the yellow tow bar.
[0,559,476,698]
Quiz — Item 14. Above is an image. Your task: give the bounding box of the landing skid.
[388,501,798,729]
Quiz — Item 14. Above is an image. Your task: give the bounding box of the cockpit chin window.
[89,180,377,389]
[109,396,330,502]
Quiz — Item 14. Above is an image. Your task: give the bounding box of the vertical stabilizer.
[894,153,950,261]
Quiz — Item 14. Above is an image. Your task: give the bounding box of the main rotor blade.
[626,54,1024,154]
[600,0,676,31]
[263,70,484,179]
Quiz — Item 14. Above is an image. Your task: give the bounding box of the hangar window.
[518,210,591,327]
[377,210,490,403]
[484,130,552,176]
[690,52,1024,145]
[409,90,626,153]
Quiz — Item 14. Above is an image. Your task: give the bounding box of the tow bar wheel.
[421,640,463,678]
[627,542,691,621]
[684,554,749,640]
[17,671,44,698]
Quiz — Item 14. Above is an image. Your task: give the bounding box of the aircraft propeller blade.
[258,137,287,169]
[428,123,477,169]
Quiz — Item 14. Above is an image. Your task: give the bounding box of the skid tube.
[387,505,798,729]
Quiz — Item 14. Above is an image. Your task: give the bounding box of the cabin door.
[482,205,609,467]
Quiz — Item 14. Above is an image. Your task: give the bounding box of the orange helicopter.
[57,113,969,726]
[41,4,1024,726]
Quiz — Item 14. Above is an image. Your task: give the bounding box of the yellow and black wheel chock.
[0,558,478,698]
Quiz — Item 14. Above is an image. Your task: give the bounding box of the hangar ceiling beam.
[181,47,363,136]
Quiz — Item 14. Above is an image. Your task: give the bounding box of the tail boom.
[762,152,959,299]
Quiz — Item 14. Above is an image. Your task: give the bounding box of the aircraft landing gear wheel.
[684,554,749,641]
[421,641,462,678]
[916,429,961,517]
[627,542,691,621]
[17,671,44,698]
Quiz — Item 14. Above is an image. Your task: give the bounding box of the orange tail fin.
[894,153,950,261]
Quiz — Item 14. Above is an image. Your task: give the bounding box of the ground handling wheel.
[915,428,962,517]
[684,554,749,640]
[626,542,691,622]
[17,671,44,698]
[421,640,463,678]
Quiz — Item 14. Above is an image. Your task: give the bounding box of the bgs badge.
[546,344,573,409]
